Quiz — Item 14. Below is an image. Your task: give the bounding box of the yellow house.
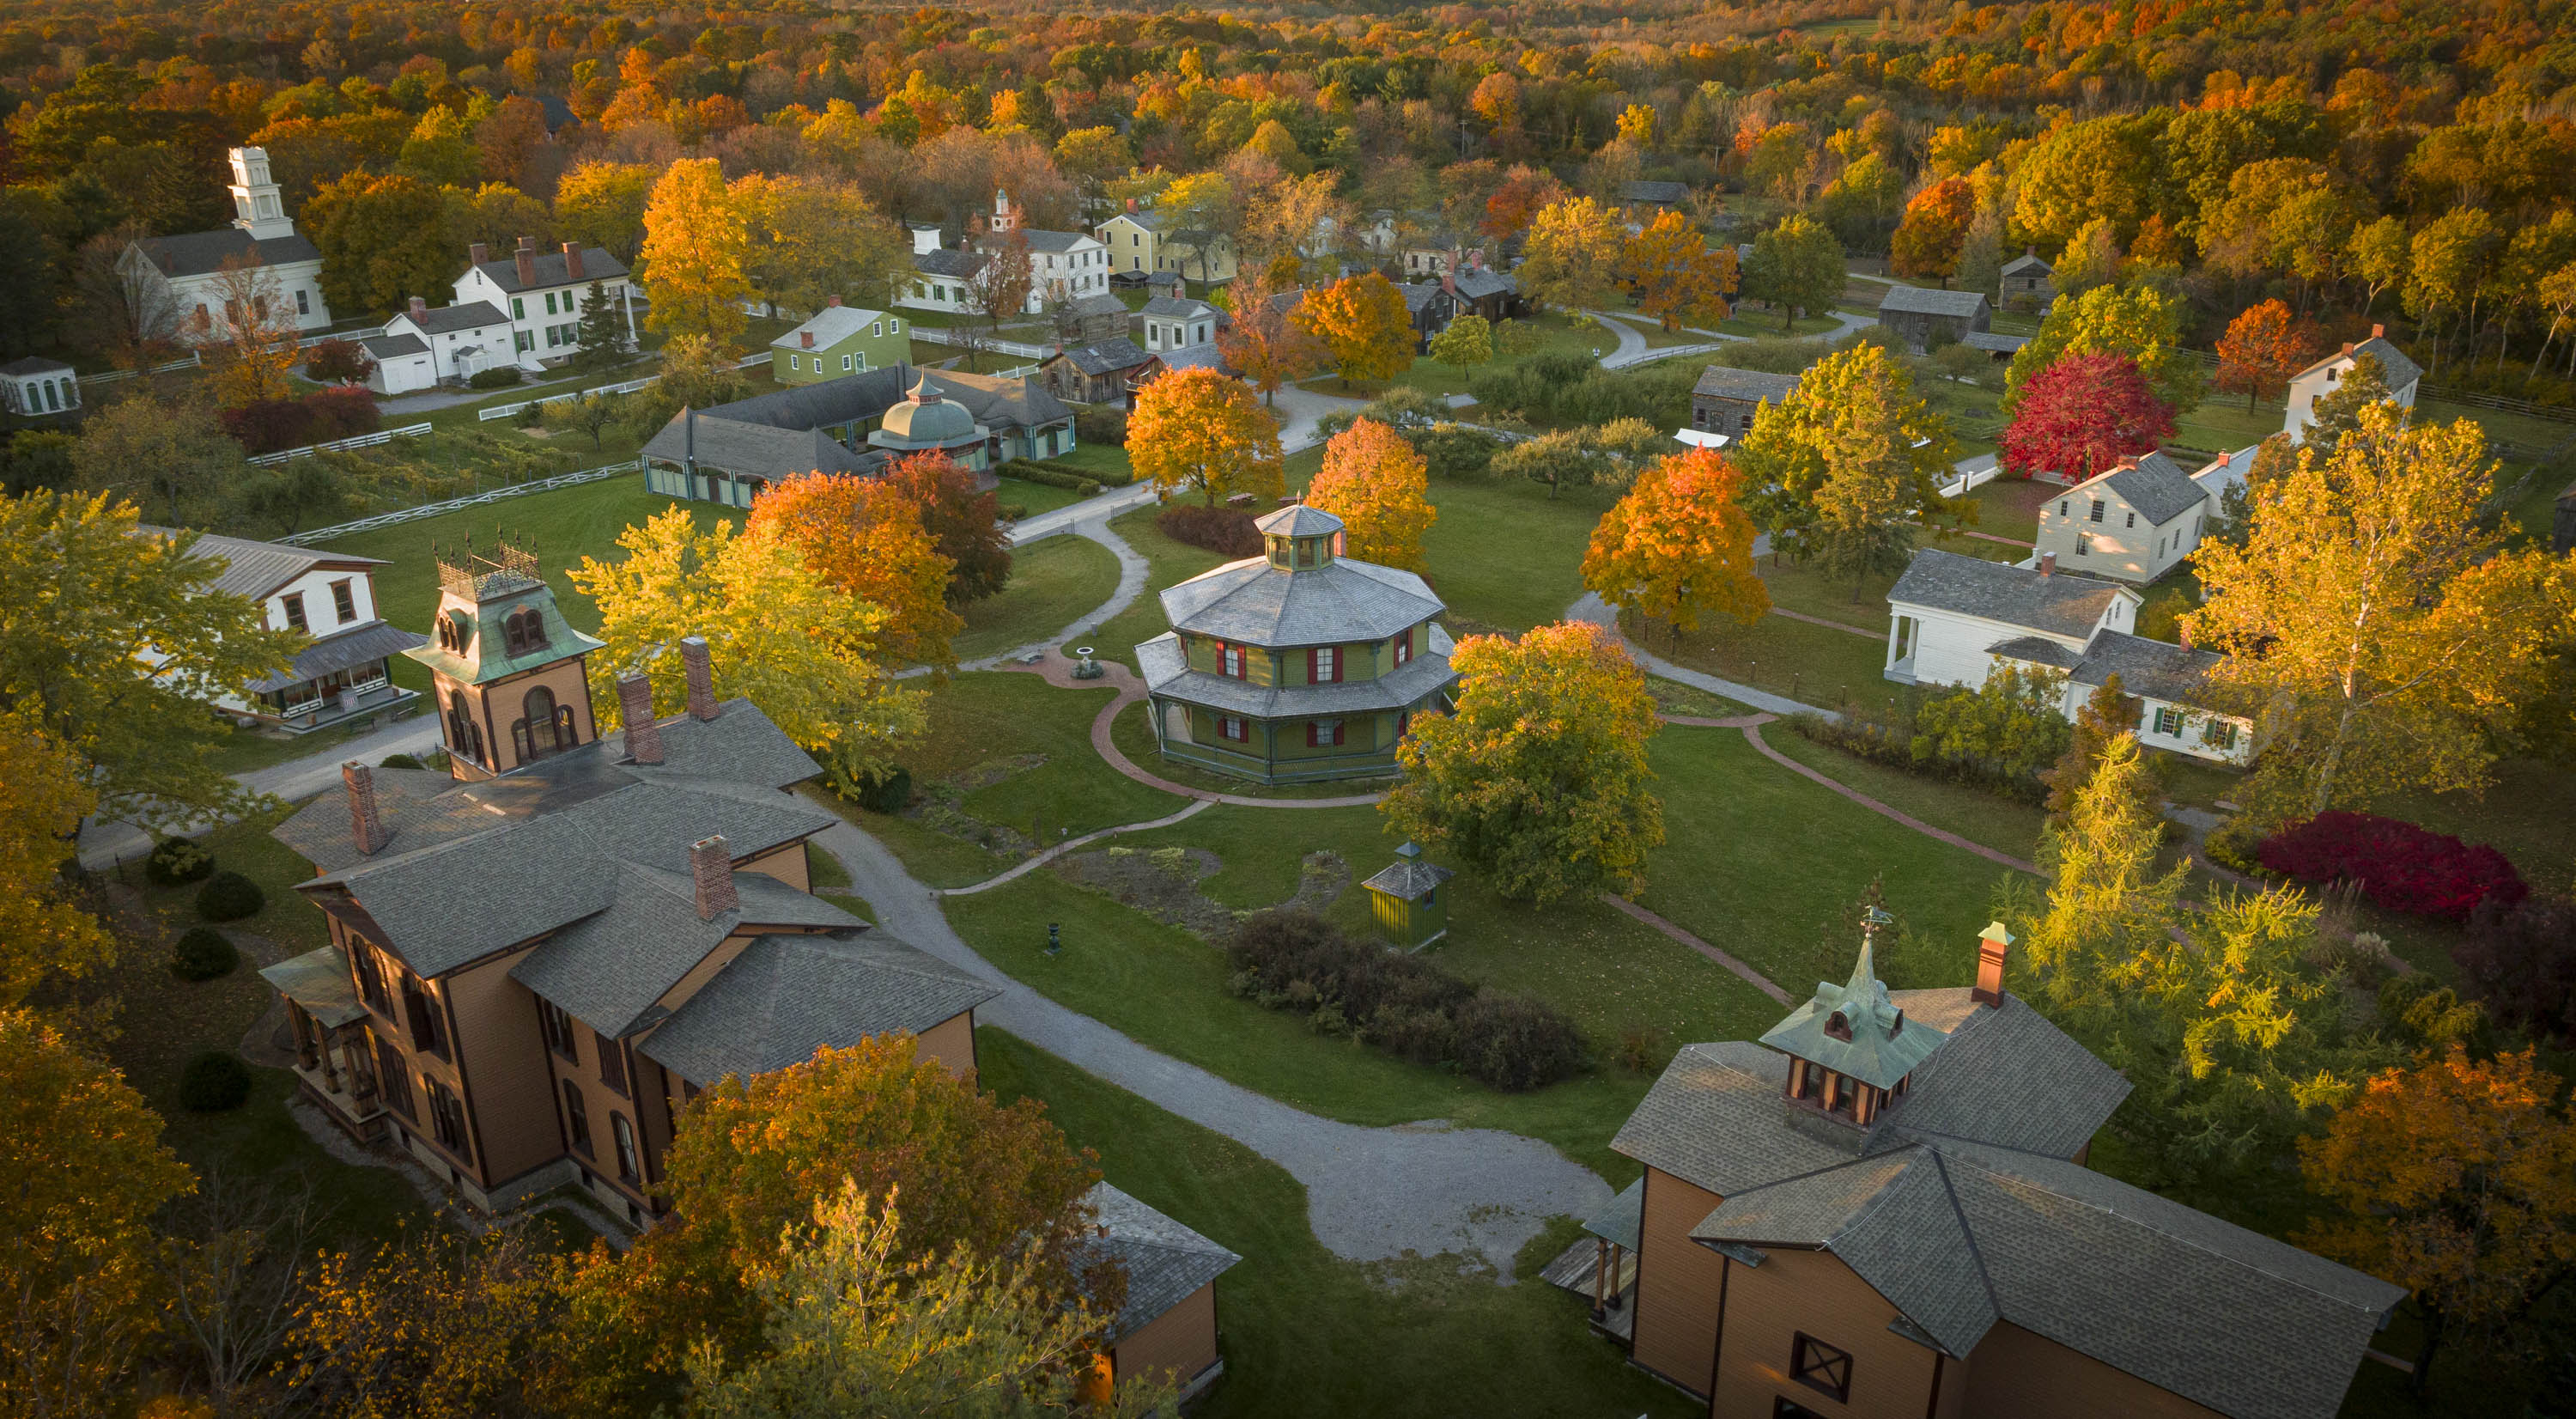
[1097,207,1238,285]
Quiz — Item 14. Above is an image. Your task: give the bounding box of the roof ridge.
[1923,1149,2004,1325]
[1717,1146,1914,1205]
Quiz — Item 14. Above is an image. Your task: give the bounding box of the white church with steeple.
[118,147,335,342]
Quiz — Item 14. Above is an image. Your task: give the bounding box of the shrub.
[146,837,216,886]
[1614,1022,1674,1075]
[216,387,384,454]
[1074,404,1127,446]
[379,752,424,770]
[2374,972,2492,1053]
[171,927,239,982]
[1025,456,1132,486]
[196,869,266,923]
[303,337,374,384]
[999,462,1102,496]
[998,502,1029,521]
[853,765,913,813]
[1786,711,2050,805]
[302,386,381,442]
[468,366,524,389]
[1157,504,1263,557]
[2202,817,2268,876]
[2454,893,2576,1042]
[1467,353,1694,428]
[179,1051,253,1112]
[2256,812,2527,921]
[1224,910,1585,1091]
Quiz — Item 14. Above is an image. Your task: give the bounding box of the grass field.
[1295,312,1616,402]
[992,474,1088,519]
[975,1031,1698,1419]
[952,533,1122,663]
[1071,502,1230,662]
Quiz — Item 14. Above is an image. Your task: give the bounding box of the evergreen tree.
[572,280,629,372]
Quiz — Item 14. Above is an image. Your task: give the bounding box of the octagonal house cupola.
[1760,933,1947,1145]
[1134,502,1459,787]
[404,535,607,783]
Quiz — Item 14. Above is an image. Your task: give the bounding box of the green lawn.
[1952,476,2050,542]
[1297,312,1615,402]
[204,715,412,778]
[1074,502,1230,663]
[1759,725,2050,864]
[1046,442,1136,480]
[1629,606,1892,713]
[1716,310,1845,338]
[992,475,1088,520]
[1416,477,1613,632]
[975,1031,1698,1419]
[952,533,1122,663]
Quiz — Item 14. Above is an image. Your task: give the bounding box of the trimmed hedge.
[2257,812,2527,922]
[1786,713,2049,805]
[196,870,266,923]
[171,928,240,982]
[468,366,523,389]
[1225,910,1586,1092]
[1156,504,1264,557]
[999,461,1101,496]
[180,1051,253,1112]
[1075,404,1127,446]
[147,837,216,886]
[1024,456,1132,487]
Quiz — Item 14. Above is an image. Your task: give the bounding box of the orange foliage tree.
[1617,210,1738,331]
[2215,298,2321,412]
[1889,176,1977,287]
[1127,365,1284,506]
[1292,272,1414,387]
[1217,270,1327,406]
[2299,1046,2576,1392]
[1306,418,1436,570]
[877,451,1012,603]
[1580,447,1771,643]
[1481,164,1569,243]
[749,472,964,671]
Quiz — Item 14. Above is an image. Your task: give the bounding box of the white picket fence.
[83,353,204,386]
[911,326,1052,360]
[247,422,434,466]
[477,376,659,422]
[275,460,642,545]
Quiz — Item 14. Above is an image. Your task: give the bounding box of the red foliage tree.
[1997,351,2176,483]
[2214,299,2321,412]
[2257,811,2529,922]
[875,451,1012,604]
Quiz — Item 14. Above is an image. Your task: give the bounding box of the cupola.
[1255,502,1345,570]
[1759,926,1947,1132]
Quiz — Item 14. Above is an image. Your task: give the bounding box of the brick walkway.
[1766,606,1886,641]
[1740,722,2041,876]
[1601,895,1795,1005]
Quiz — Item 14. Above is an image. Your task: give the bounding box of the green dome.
[878,379,977,445]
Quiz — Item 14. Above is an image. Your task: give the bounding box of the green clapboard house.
[1136,503,1457,785]
[770,301,911,386]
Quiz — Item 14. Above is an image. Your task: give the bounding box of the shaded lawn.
[1753,539,2014,632]
[952,533,1122,663]
[1418,478,1613,632]
[1951,476,2050,542]
[992,475,1087,519]
[1638,725,2026,993]
[204,715,404,778]
[1626,606,1892,713]
[974,1031,1698,1419]
[1759,725,2049,864]
[1045,442,1135,480]
[1104,700,1391,800]
[1076,502,1229,663]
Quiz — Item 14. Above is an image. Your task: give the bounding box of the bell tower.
[403,536,606,782]
[228,146,297,241]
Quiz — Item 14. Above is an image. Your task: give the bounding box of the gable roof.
[1620,180,1693,204]
[469,246,629,293]
[1050,338,1153,377]
[512,864,861,1038]
[360,332,428,360]
[136,526,387,601]
[1018,228,1097,254]
[914,247,988,279]
[1959,331,2027,354]
[398,301,511,335]
[1077,1183,1242,1343]
[640,413,881,482]
[2001,252,2052,277]
[1066,292,1128,320]
[679,362,1073,438]
[1450,266,1517,301]
[0,356,74,376]
[1887,548,2136,641]
[2069,629,2226,705]
[639,928,999,1082]
[1878,285,1990,319]
[2076,451,2208,527]
[1140,295,1218,319]
[1693,366,1801,402]
[2295,334,2422,391]
[132,228,321,278]
[772,306,891,350]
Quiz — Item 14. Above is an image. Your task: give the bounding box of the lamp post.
[1047,922,1061,957]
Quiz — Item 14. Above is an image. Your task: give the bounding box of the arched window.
[501,606,550,657]
[446,691,484,764]
[513,685,571,763]
[611,1111,641,1184]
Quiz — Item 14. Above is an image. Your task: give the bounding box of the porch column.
[1590,1238,1609,1321]
[1885,615,1909,671]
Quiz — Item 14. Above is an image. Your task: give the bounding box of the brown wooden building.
[261,541,997,1222]
[1078,1182,1242,1403]
[1594,929,2406,1419]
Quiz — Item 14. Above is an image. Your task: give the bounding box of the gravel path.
[1564,591,1828,721]
[817,817,1610,1269]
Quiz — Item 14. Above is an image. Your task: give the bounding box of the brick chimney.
[469,241,489,265]
[680,636,718,721]
[1441,269,1456,296]
[2038,551,2057,577]
[514,235,537,288]
[801,330,815,347]
[561,241,584,282]
[1972,922,2014,1008]
[343,761,389,855]
[2370,323,2385,339]
[690,834,738,920]
[827,295,841,307]
[408,295,428,321]
[1126,196,1137,212]
[617,673,663,764]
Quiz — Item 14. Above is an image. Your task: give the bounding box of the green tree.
[395,105,482,186]
[1426,313,1493,373]
[1914,664,2074,782]
[1741,215,1844,332]
[2050,218,2122,301]
[286,1226,565,1419]
[2348,216,2409,317]
[2041,674,2150,819]
[2405,208,2500,376]
[556,161,660,265]
[0,493,300,831]
[2009,113,2167,251]
[1735,343,1958,594]
[304,171,460,316]
[572,281,632,372]
[1515,198,1626,313]
[1384,620,1665,904]
[2186,402,2576,819]
[2001,283,2202,417]
[67,393,251,528]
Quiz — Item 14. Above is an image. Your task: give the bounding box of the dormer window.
[1823,1010,1852,1042]
[501,606,549,657]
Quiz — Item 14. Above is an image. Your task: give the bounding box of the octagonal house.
[866,377,992,469]
[1137,504,1457,785]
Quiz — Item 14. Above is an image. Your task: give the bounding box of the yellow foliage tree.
[747,474,964,673]
[571,509,925,790]
[1306,418,1436,570]
[0,718,117,1011]
[1580,447,1770,643]
[1616,210,1738,332]
[1516,197,1627,313]
[1291,273,1413,387]
[1126,367,1284,507]
[639,158,750,350]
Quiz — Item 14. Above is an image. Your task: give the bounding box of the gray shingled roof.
[1984,635,2081,670]
[360,332,428,359]
[1139,295,1218,319]
[1077,1183,1242,1344]
[0,355,73,376]
[914,247,987,279]
[2001,253,2052,277]
[683,363,1073,439]
[1959,331,2027,353]
[1883,992,2129,1160]
[244,620,428,694]
[1886,549,2133,640]
[640,414,880,482]
[2088,452,2209,527]
[133,228,322,277]
[1157,552,1443,647]
[1621,180,1693,204]
[639,929,999,1082]
[1692,366,1801,402]
[1018,228,1095,254]
[1052,338,1152,376]
[2070,630,2225,704]
[1583,1176,1643,1251]
[1878,285,1990,319]
[513,866,861,1038]
[403,301,510,334]
[1612,1041,1856,1196]
[1450,266,1516,301]
[1256,503,1343,538]
[1066,292,1127,320]
[2296,335,2421,391]
[471,246,629,293]
[1137,631,1457,719]
[135,526,387,601]
[1360,850,1451,900]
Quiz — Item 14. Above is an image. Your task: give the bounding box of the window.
[562,1081,592,1156]
[427,1078,471,1160]
[1790,1333,1853,1404]
[1218,642,1247,679]
[352,943,389,1012]
[501,606,550,656]
[2153,706,2185,736]
[281,592,308,632]
[2088,499,2105,522]
[515,330,534,353]
[2075,533,2092,556]
[544,325,560,348]
[1309,646,1340,682]
[611,1111,641,1183]
[788,354,800,371]
[1772,1400,1824,1418]
[2204,719,2239,750]
[2125,510,2136,527]
[1393,633,1412,667]
[545,291,559,314]
[1739,411,1755,434]
[871,321,883,337]
[889,319,901,334]
[842,353,854,371]
[2057,499,2069,517]
[596,1028,628,1096]
[374,1033,415,1119]
[1218,716,1249,742]
[1306,719,1345,747]
[401,974,445,1058]
[538,999,580,1063]
[510,297,525,320]
[513,685,574,762]
[447,691,485,764]
[295,289,310,316]
[330,579,356,624]
[2326,366,2340,383]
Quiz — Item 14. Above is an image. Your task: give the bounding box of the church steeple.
[228,146,296,241]
[403,536,606,781]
